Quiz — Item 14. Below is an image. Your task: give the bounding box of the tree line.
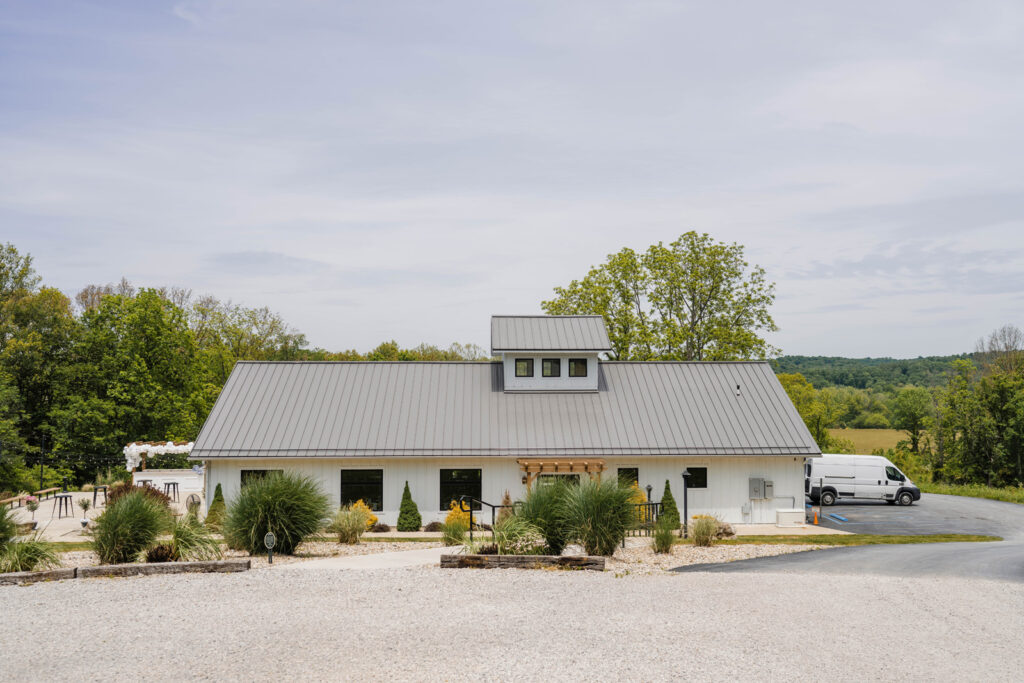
[0,244,483,493]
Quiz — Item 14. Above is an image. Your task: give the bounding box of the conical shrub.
[660,479,680,529]
[205,483,226,532]
[396,481,422,531]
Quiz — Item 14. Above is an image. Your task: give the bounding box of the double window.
[240,470,282,488]
[440,469,482,511]
[341,469,383,511]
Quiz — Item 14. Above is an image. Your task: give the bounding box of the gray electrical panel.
[749,477,765,499]
[764,480,774,499]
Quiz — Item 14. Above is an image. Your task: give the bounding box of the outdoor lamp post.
[645,484,653,502]
[681,469,691,539]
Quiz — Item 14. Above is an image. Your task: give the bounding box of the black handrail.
[457,495,520,544]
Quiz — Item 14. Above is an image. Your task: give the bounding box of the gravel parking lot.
[2,565,1021,681]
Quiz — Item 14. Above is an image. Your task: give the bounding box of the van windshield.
[885,465,905,482]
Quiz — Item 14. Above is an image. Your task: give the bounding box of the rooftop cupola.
[490,315,611,392]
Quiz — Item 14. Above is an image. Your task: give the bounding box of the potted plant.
[78,498,92,528]
[25,496,39,530]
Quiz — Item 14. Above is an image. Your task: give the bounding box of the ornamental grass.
[223,471,330,555]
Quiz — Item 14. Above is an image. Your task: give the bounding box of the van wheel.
[821,491,836,506]
[898,492,914,506]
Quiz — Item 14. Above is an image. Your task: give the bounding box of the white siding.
[206,455,805,525]
[501,353,599,392]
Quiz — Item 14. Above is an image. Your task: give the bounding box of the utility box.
[749,477,765,499]
[764,480,774,499]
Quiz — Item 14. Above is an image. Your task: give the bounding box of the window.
[542,358,561,377]
[340,469,383,511]
[885,465,905,482]
[240,470,282,488]
[569,358,588,377]
[617,468,639,486]
[684,467,707,489]
[440,469,482,510]
[515,358,534,377]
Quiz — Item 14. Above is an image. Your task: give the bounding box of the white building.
[191,315,819,525]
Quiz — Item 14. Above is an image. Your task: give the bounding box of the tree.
[777,373,847,452]
[975,324,1024,376]
[893,386,933,453]
[542,232,777,360]
[659,480,680,528]
[396,481,422,531]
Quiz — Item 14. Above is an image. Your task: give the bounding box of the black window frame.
[542,358,561,378]
[340,469,384,511]
[240,469,282,488]
[569,358,588,377]
[685,467,708,489]
[439,469,482,511]
[617,467,639,486]
[515,358,534,378]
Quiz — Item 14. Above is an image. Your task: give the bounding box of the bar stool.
[52,493,73,519]
[163,481,179,502]
[93,485,108,507]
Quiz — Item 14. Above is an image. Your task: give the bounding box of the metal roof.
[190,361,820,459]
[490,315,612,354]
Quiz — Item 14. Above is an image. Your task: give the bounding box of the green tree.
[893,386,933,453]
[659,479,680,528]
[543,232,777,360]
[396,481,422,531]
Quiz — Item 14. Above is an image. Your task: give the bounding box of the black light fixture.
[645,484,653,502]
[681,469,691,539]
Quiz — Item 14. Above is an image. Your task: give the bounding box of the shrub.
[81,483,95,492]
[492,515,546,555]
[145,544,175,563]
[396,481,421,532]
[0,505,16,550]
[496,490,515,525]
[627,481,647,526]
[652,517,675,554]
[692,514,733,539]
[422,521,444,532]
[441,519,467,546]
[0,535,59,573]
[223,472,330,555]
[659,480,680,529]
[560,478,634,556]
[91,491,172,564]
[444,499,473,528]
[350,499,378,530]
[107,482,172,509]
[327,506,370,544]
[691,515,718,547]
[370,522,391,533]
[170,513,222,561]
[205,483,226,531]
[518,480,571,555]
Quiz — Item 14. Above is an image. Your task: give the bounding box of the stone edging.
[0,559,251,586]
[440,554,605,570]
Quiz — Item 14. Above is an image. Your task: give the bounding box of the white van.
[805,454,921,506]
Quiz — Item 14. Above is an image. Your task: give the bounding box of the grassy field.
[711,534,1001,546]
[828,428,903,453]
[919,482,1024,505]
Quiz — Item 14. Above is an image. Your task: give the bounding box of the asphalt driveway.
[675,493,1024,581]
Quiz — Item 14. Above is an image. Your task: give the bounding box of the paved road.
[675,493,1024,581]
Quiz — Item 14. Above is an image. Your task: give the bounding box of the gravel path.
[2,566,1021,681]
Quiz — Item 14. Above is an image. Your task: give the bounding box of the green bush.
[652,517,675,554]
[518,480,571,555]
[396,481,422,532]
[223,472,330,555]
[327,506,370,544]
[107,482,172,509]
[0,535,59,573]
[0,505,17,550]
[170,513,222,561]
[691,516,718,547]
[659,480,680,529]
[492,515,546,555]
[559,478,634,556]
[441,519,467,546]
[91,491,172,564]
[205,483,226,531]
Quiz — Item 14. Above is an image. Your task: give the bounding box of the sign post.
[264,531,276,564]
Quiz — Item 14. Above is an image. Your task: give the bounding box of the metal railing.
[457,495,520,543]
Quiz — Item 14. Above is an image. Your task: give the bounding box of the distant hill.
[771,354,973,389]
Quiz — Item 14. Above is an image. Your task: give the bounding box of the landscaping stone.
[77,559,250,578]
[441,553,605,570]
[0,568,76,585]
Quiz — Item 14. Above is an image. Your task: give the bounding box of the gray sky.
[3,1,1022,357]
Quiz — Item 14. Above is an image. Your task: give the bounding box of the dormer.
[490,315,611,392]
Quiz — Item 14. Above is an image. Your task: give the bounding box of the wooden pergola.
[516,458,606,488]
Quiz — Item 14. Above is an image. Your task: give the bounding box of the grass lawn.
[918,482,1024,505]
[705,534,1001,546]
[827,427,903,453]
